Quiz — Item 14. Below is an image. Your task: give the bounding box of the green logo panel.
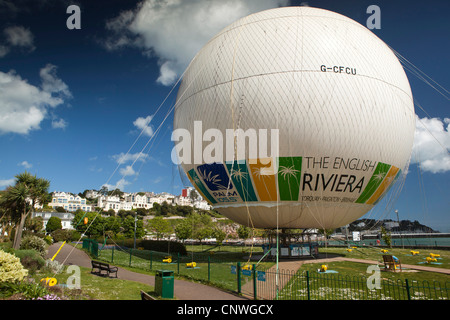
[277,157,302,201]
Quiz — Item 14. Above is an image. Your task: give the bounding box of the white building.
[94,190,210,213]
[193,200,211,211]
[98,195,124,212]
[384,221,399,230]
[173,195,192,206]
[32,211,75,230]
[125,193,153,209]
[85,190,100,199]
[48,192,93,212]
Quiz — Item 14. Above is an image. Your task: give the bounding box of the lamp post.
[395,209,404,249]
[134,213,137,249]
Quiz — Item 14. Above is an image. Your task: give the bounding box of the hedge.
[103,238,187,255]
[140,240,187,255]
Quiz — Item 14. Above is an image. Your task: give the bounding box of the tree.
[1,183,29,249]
[318,228,334,246]
[25,217,44,233]
[0,205,14,240]
[160,201,173,216]
[175,219,192,242]
[46,216,62,233]
[121,215,145,239]
[147,216,172,240]
[381,226,392,248]
[72,211,104,238]
[152,202,161,216]
[191,213,214,243]
[104,216,122,236]
[55,206,66,213]
[237,225,252,240]
[189,189,199,202]
[0,172,50,249]
[212,227,226,247]
[174,205,194,217]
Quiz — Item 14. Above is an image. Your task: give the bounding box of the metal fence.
[242,267,449,300]
[98,246,243,292]
[96,246,449,300]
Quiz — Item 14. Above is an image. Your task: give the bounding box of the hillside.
[339,218,437,234]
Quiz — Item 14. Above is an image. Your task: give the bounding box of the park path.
[46,242,246,300]
[241,254,450,300]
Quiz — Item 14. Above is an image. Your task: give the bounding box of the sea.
[324,233,450,248]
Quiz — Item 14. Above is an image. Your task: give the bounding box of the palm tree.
[0,171,50,249]
[0,202,14,241]
[1,182,30,249]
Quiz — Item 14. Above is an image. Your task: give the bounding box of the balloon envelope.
[173,7,415,229]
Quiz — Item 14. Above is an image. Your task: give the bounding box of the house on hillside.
[48,192,94,213]
[32,211,75,230]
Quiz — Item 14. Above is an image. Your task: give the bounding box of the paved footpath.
[46,243,246,301]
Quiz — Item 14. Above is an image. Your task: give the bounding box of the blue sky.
[0,0,448,231]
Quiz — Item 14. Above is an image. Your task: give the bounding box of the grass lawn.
[276,247,449,300]
[96,244,273,292]
[31,266,154,300]
[320,246,450,269]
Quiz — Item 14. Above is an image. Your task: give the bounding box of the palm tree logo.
[193,176,202,186]
[230,168,248,181]
[197,165,233,191]
[373,170,387,183]
[278,165,300,180]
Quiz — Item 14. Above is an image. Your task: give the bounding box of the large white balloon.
[173,7,415,229]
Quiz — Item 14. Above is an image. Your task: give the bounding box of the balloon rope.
[391,46,449,100]
[226,14,258,265]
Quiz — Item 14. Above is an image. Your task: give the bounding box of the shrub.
[70,230,82,242]
[0,281,50,300]
[43,235,53,245]
[20,235,47,258]
[140,240,187,255]
[51,229,73,242]
[0,250,28,283]
[46,217,62,233]
[14,250,45,274]
[44,259,65,274]
[20,256,43,275]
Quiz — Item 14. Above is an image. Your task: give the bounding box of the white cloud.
[40,64,72,98]
[18,160,32,169]
[101,183,115,191]
[0,25,35,58]
[152,176,163,184]
[0,178,15,188]
[102,180,130,191]
[4,26,35,50]
[104,0,289,85]
[115,178,130,190]
[111,152,149,164]
[51,118,67,129]
[120,165,136,177]
[133,115,154,137]
[0,65,71,135]
[411,116,450,173]
[0,45,9,58]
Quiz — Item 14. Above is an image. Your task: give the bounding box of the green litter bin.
[155,270,174,299]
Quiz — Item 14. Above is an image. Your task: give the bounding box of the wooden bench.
[382,255,402,272]
[91,260,118,278]
[140,290,157,300]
